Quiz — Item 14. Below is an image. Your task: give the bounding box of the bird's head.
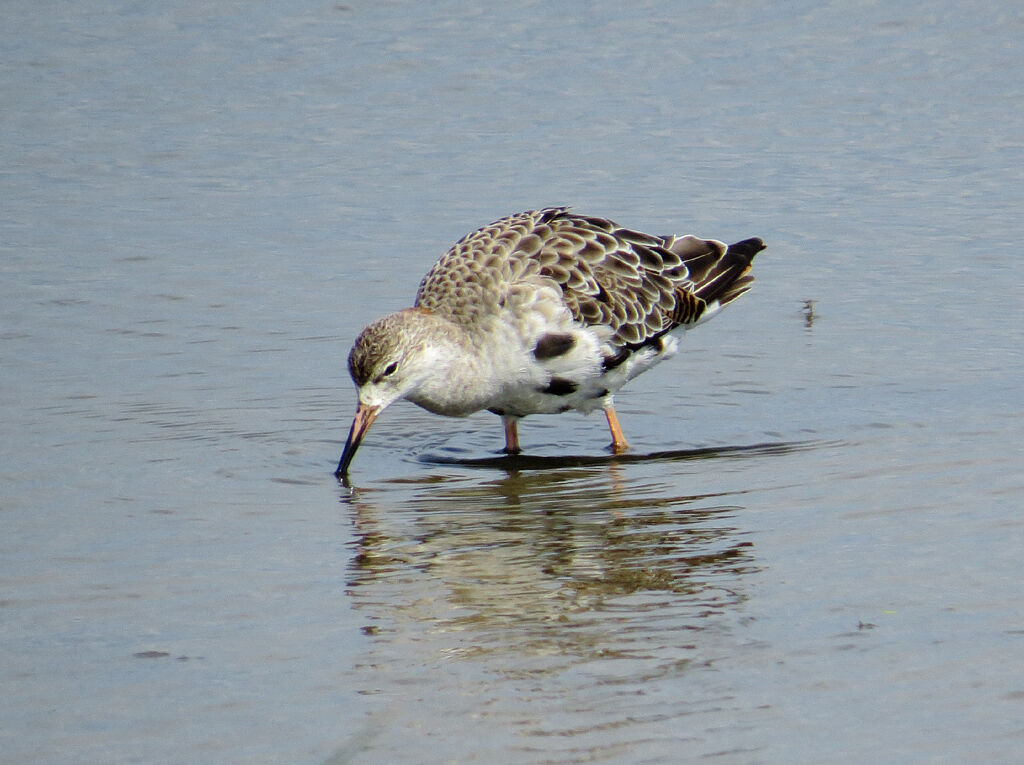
[335,309,445,479]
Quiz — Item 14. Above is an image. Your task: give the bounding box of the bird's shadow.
[418,439,827,471]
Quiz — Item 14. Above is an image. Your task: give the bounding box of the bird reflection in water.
[338,443,814,661]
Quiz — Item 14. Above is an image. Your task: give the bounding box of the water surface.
[2,1,1023,762]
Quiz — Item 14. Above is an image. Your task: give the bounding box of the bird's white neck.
[404,316,516,417]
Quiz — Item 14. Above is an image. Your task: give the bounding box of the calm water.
[3,1,1023,762]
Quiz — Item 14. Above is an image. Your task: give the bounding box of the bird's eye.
[382,361,399,377]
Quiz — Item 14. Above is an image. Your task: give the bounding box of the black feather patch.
[602,347,631,370]
[533,332,576,360]
[539,377,578,396]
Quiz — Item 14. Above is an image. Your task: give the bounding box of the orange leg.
[502,417,521,454]
[603,405,630,453]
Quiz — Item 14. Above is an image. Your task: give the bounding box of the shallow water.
[3,1,1024,762]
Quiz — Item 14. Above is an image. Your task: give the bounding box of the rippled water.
[3,1,1023,762]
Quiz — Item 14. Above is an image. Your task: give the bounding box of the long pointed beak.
[335,402,380,478]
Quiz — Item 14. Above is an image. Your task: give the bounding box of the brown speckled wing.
[415,208,763,348]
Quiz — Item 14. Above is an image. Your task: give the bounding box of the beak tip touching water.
[334,454,354,481]
[335,402,380,479]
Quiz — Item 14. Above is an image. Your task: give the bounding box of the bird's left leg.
[502,416,522,454]
[603,403,630,453]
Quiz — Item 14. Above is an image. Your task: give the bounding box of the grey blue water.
[3,1,1023,762]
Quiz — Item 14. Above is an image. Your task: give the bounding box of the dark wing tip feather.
[728,237,767,259]
[691,237,765,305]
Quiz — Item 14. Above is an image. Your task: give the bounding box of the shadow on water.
[419,438,826,471]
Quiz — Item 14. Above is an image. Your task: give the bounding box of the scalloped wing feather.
[414,208,763,348]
